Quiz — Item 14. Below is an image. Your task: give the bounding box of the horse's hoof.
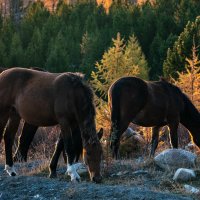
[49,173,57,178]
[71,178,81,183]
[11,172,16,176]
[76,177,81,182]
[4,165,17,176]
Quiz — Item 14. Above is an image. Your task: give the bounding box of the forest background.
[0,0,200,148]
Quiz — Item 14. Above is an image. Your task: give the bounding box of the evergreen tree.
[91,33,148,99]
[8,32,24,66]
[0,39,8,66]
[45,31,69,72]
[163,16,200,78]
[149,33,177,80]
[25,28,43,67]
[124,34,149,80]
[0,18,15,56]
[20,1,50,49]
[41,14,63,60]
[91,32,148,135]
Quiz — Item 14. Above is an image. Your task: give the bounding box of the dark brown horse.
[0,67,80,166]
[0,68,102,183]
[0,67,98,178]
[109,76,200,159]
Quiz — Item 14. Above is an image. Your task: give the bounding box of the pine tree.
[25,28,43,67]
[124,34,148,80]
[8,32,24,66]
[0,39,8,66]
[91,33,148,99]
[45,31,69,72]
[91,33,148,132]
[163,16,200,78]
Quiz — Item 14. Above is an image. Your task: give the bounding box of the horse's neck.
[180,95,200,134]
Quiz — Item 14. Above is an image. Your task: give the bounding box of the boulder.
[119,127,145,157]
[154,149,197,170]
[173,168,196,182]
[184,184,200,194]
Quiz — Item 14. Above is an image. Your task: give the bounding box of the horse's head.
[82,129,103,183]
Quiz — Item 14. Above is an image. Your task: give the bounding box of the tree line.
[0,0,199,80]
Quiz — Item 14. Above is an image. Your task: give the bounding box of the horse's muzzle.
[92,175,102,183]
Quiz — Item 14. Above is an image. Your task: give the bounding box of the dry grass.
[0,121,199,200]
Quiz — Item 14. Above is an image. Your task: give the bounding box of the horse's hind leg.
[150,126,161,157]
[168,122,179,149]
[4,109,20,176]
[0,113,9,143]
[49,133,64,178]
[13,122,38,162]
[110,118,130,159]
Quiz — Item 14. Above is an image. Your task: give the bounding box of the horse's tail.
[108,82,121,143]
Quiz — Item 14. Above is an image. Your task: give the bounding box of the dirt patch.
[0,159,198,200]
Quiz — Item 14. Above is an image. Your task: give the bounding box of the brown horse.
[0,67,80,165]
[109,76,200,159]
[0,68,102,183]
[0,67,96,178]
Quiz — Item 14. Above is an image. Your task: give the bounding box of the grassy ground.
[0,126,199,199]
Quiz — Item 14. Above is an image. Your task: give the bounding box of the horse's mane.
[158,79,200,123]
[181,92,200,123]
[66,72,98,145]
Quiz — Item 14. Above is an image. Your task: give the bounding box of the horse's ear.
[97,128,103,140]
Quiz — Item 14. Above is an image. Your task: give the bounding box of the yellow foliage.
[172,44,200,110]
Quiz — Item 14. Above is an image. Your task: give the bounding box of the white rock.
[173,168,196,182]
[154,149,197,170]
[116,171,129,176]
[184,184,200,194]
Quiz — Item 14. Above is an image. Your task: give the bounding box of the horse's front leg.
[168,122,179,149]
[49,127,83,178]
[60,124,81,182]
[150,126,161,157]
[13,122,38,162]
[4,109,20,176]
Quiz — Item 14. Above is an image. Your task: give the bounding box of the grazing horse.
[109,76,200,159]
[0,68,102,183]
[1,67,102,178]
[0,67,87,177]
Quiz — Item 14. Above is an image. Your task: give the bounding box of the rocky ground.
[0,158,199,200]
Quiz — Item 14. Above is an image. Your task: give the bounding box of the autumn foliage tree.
[172,44,200,110]
[91,33,148,131]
